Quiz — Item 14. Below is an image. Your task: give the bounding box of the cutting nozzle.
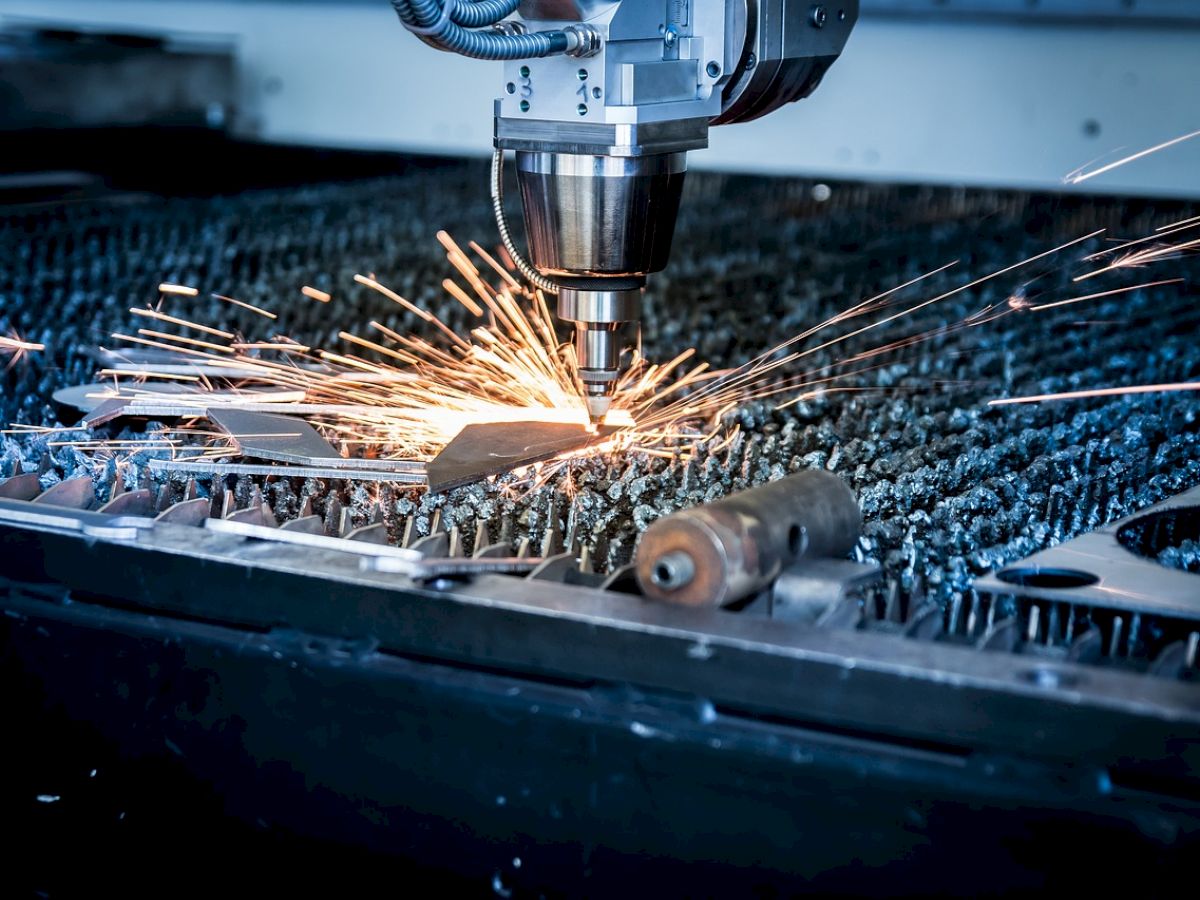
[557,288,640,425]
[582,380,615,425]
[575,321,621,424]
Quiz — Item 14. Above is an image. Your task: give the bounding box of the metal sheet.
[98,489,156,517]
[976,485,1200,618]
[31,477,94,510]
[0,472,42,501]
[207,408,342,464]
[146,458,426,485]
[426,421,615,493]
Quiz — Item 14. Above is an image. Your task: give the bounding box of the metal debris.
[4,162,1199,602]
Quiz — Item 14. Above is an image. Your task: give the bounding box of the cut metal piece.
[147,459,426,485]
[0,473,42,501]
[414,557,545,578]
[225,504,275,527]
[203,517,423,572]
[154,497,211,526]
[31,478,95,510]
[280,515,325,535]
[474,541,515,559]
[205,408,426,474]
[81,398,134,428]
[410,531,450,558]
[78,385,305,427]
[425,421,614,493]
[528,552,579,582]
[83,348,323,381]
[976,484,1200,618]
[304,457,426,474]
[346,523,389,545]
[207,408,341,465]
[98,489,156,517]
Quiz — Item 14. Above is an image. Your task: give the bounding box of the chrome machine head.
[393,1,858,421]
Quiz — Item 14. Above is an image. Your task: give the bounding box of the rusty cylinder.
[634,470,862,607]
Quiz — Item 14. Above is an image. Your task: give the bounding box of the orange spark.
[1063,129,1200,185]
[0,334,44,369]
[990,383,1200,406]
[1028,278,1184,311]
[158,283,199,296]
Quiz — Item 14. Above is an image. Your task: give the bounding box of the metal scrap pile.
[2,158,1198,601]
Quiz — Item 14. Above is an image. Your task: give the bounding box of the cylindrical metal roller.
[635,470,862,607]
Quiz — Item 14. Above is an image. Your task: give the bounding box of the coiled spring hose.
[391,0,572,60]
[491,149,560,295]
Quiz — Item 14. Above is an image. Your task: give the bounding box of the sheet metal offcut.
[425,420,615,493]
[207,408,343,465]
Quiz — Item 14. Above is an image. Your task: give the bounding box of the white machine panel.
[3,0,1198,196]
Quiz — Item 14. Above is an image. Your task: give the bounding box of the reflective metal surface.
[556,286,641,418]
[424,420,615,493]
[636,470,863,607]
[714,1,860,125]
[515,150,687,278]
[976,484,1200,617]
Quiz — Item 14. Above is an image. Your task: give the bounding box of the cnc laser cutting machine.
[1,1,1200,895]
[394,0,857,421]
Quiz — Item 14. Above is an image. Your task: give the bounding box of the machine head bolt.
[663,24,680,48]
[651,551,696,591]
[811,5,827,27]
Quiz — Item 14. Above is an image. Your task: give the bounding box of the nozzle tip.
[585,395,611,424]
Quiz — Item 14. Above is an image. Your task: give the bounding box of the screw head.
[577,103,588,116]
[810,5,827,27]
[663,24,679,47]
[519,65,530,78]
[519,99,530,112]
[577,68,588,80]
[706,60,721,78]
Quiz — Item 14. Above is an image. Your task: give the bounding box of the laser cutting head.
[515,150,687,420]
[392,1,858,422]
